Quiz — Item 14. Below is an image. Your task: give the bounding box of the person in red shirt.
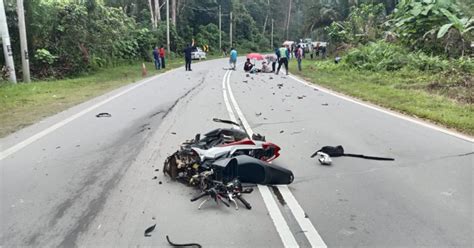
[159,45,166,69]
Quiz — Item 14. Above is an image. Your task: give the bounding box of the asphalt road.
[1,58,472,247]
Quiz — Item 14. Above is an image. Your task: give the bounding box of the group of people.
[238,44,305,75]
[152,46,166,70]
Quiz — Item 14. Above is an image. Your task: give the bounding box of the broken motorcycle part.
[311,145,395,161]
[166,235,202,248]
[96,112,112,118]
[144,224,156,237]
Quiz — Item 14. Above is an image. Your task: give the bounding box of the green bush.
[343,41,473,72]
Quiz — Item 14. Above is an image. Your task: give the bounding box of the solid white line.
[289,74,473,143]
[226,71,327,247]
[0,71,170,161]
[278,186,327,248]
[221,70,238,124]
[223,71,299,248]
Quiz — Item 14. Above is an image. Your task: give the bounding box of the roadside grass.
[0,58,194,138]
[289,59,474,136]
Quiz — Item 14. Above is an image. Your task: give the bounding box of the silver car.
[191,47,207,60]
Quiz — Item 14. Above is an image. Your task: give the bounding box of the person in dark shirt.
[183,39,195,71]
[244,58,254,72]
[152,47,161,70]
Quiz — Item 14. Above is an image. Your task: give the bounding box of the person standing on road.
[296,45,303,71]
[153,47,161,70]
[159,45,166,69]
[276,45,289,75]
[183,39,195,71]
[229,47,237,70]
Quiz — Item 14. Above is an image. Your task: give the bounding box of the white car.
[191,47,207,60]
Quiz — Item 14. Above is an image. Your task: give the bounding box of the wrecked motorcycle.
[163,121,294,210]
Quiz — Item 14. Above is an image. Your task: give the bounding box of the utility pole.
[271,18,274,49]
[166,0,170,53]
[229,11,232,48]
[17,0,30,82]
[0,0,16,83]
[218,5,221,51]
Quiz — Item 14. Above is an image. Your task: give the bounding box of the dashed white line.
[289,74,473,143]
[225,70,327,248]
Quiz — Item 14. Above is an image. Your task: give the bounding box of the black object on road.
[96,113,112,118]
[311,145,395,161]
[144,224,156,237]
[166,235,202,248]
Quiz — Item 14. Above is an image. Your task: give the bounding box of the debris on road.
[155,169,160,172]
[152,176,158,180]
[144,224,156,237]
[280,130,284,133]
[243,80,248,83]
[166,235,202,248]
[255,112,262,117]
[297,95,306,99]
[162,118,293,210]
[277,83,283,89]
[171,132,177,135]
[96,112,112,118]
[321,103,329,106]
[311,145,395,165]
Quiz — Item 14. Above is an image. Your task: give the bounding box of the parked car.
[191,47,207,60]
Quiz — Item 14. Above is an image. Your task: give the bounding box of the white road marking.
[225,70,327,248]
[223,70,299,248]
[289,75,473,143]
[221,70,238,124]
[278,186,327,248]
[0,71,174,161]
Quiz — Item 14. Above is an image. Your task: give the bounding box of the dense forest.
[1,0,473,79]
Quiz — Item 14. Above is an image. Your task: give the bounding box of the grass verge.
[0,57,218,138]
[289,59,474,136]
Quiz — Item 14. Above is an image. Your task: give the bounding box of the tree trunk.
[263,0,269,34]
[148,0,156,29]
[286,0,292,40]
[155,0,160,24]
[172,0,176,26]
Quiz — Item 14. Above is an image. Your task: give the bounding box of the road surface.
[1,58,472,247]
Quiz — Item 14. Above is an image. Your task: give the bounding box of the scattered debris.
[272,92,275,95]
[144,224,156,237]
[321,103,329,106]
[263,117,268,120]
[96,113,112,118]
[297,95,306,99]
[251,77,254,80]
[313,88,319,91]
[75,145,80,148]
[285,94,291,97]
[280,130,284,133]
[155,169,160,172]
[162,118,294,211]
[56,146,61,149]
[269,77,273,80]
[243,80,248,83]
[166,235,202,248]
[246,74,250,77]
[277,83,284,89]
[159,181,162,185]
[152,176,158,180]
[255,112,262,117]
[290,131,302,135]
[171,132,177,135]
